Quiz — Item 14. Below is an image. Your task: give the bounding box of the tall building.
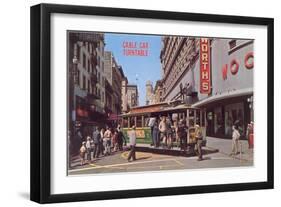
[160,36,199,103]
[154,80,164,103]
[127,84,139,109]
[160,36,254,138]
[104,51,126,115]
[68,31,106,131]
[145,80,154,105]
[145,80,163,105]
[121,78,129,112]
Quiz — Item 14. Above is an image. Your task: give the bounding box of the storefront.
[75,95,107,137]
[192,38,254,139]
[195,93,253,138]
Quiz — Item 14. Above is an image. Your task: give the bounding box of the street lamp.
[72,55,78,83]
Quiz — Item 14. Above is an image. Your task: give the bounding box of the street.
[68,137,253,175]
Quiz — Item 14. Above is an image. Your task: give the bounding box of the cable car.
[119,101,207,149]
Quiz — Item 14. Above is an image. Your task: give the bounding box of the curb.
[133,145,219,157]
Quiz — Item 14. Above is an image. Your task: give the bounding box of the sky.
[104,33,162,106]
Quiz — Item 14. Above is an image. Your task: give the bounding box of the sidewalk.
[206,136,254,162]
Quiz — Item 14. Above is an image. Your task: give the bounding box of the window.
[83,53,86,69]
[136,116,142,127]
[97,56,100,68]
[87,42,90,53]
[131,93,136,106]
[87,80,90,93]
[129,117,135,127]
[102,77,105,87]
[122,117,128,128]
[101,91,104,102]
[77,70,80,86]
[93,86,97,95]
[214,107,223,136]
[97,72,100,83]
[77,45,81,62]
[82,75,86,90]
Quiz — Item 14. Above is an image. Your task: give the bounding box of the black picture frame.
[30,3,274,204]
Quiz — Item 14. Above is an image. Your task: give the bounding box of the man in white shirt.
[85,136,92,162]
[231,125,241,156]
[103,127,112,155]
[128,126,137,162]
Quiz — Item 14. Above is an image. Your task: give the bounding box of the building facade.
[126,84,139,109]
[68,32,106,137]
[160,36,254,138]
[121,78,129,112]
[145,80,155,105]
[154,80,164,103]
[145,80,164,105]
[160,36,199,103]
[104,51,125,116]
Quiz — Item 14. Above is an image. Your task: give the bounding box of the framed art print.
[30,3,274,203]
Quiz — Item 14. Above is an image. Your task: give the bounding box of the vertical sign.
[200,38,211,94]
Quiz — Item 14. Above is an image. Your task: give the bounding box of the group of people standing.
[149,116,204,161]
[149,116,178,149]
[79,125,126,166]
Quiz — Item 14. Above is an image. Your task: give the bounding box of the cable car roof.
[120,102,200,117]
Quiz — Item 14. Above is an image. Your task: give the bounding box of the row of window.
[82,52,104,73]
[77,70,105,103]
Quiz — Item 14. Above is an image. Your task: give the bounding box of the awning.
[192,88,253,107]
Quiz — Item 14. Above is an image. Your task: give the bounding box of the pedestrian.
[246,122,254,149]
[178,119,187,151]
[127,125,137,162]
[166,117,173,149]
[159,116,167,148]
[100,128,105,156]
[103,126,112,155]
[117,126,126,151]
[148,117,156,146]
[230,125,240,156]
[195,124,203,161]
[92,127,101,159]
[77,130,83,143]
[85,136,92,163]
[152,120,159,148]
[112,130,119,152]
[79,141,86,166]
[173,119,179,147]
